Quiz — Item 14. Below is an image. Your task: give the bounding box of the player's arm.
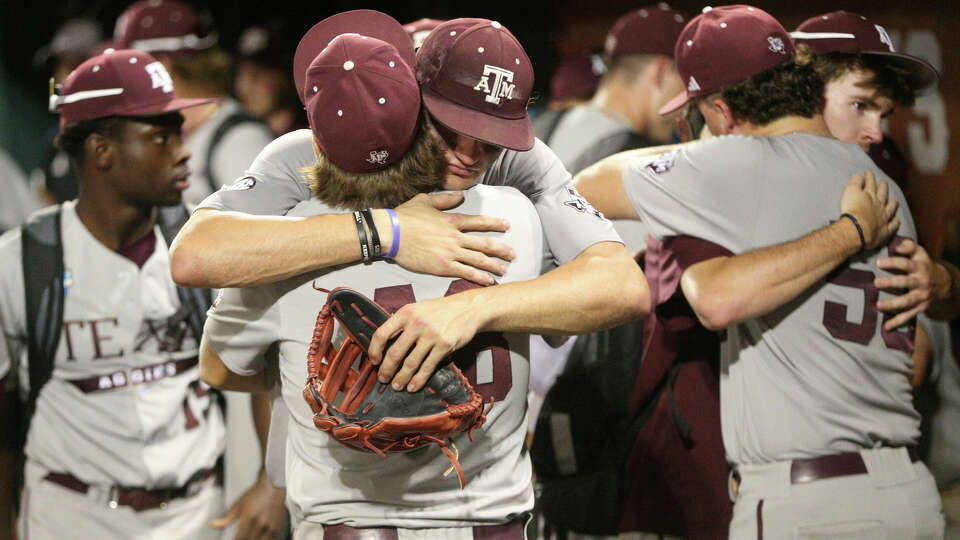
[370,240,649,391]
[199,337,271,392]
[171,192,515,289]
[211,391,287,539]
[573,143,683,220]
[680,171,900,330]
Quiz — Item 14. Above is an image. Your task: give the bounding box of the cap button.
[343,61,355,71]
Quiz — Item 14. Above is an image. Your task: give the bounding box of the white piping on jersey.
[789,31,856,40]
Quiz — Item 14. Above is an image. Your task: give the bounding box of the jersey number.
[374,280,513,402]
[821,237,914,354]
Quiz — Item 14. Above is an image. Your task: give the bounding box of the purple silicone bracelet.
[385,209,400,259]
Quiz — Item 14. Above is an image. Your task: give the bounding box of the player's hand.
[210,470,287,540]
[369,294,482,392]
[874,239,935,330]
[840,170,899,250]
[378,192,515,286]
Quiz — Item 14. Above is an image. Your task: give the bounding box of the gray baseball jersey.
[917,315,960,487]
[623,133,920,466]
[196,128,619,266]
[204,185,543,527]
[0,201,225,487]
[181,97,274,210]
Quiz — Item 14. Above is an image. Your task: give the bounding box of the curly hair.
[54,117,125,167]
[716,48,825,126]
[809,49,916,107]
[302,112,448,210]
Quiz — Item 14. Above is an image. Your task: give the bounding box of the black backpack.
[19,204,212,437]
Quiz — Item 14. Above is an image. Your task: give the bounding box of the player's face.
[428,118,502,191]
[822,69,894,151]
[110,114,191,208]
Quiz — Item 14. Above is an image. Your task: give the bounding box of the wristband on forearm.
[839,213,866,252]
[361,209,381,259]
[385,209,400,259]
[354,211,371,263]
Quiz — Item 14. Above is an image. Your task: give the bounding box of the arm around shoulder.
[199,336,271,393]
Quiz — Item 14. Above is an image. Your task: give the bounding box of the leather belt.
[66,356,199,393]
[322,519,526,540]
[43,458,222,512]
[790,447,919,485]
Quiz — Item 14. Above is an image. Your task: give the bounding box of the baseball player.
[114,0,275,210]
[169,11,649,393]
[201,30,543,539]
[0,49,226,539]
[595,6,941,536]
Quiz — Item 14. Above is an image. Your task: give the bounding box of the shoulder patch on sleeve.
[646,149,679,175]
[221,176,258,191]
[562,187,604,219]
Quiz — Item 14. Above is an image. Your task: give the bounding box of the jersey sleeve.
[208,122,276,190]
[622,136,765,254]
[484,139,622,265]
[203,284,282,375]
[196,129,314,216]
[0,228,25,381]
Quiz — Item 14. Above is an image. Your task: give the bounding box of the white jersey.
[623,133,921,465]
[0,201,225,487]
[204,185,543,527]
[196,128,619,267]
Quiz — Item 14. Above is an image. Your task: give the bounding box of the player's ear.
[85,132,116,170]
[710,97,737,134]
[650,56,674,88]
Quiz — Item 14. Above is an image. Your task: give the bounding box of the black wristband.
[839,213,867,252]
[361,209,381,259]
[354,211,370,262]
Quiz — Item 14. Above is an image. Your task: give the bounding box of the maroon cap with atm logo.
[304,35,421,173]
[51,49,213,127]
[417,18,534,151]
[604,4,689,58]
[659,5,794,115]
[792,11,939,95]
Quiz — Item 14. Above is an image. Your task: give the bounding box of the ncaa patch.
[647,149,679,174]
[563,187,604,219]
[222,176,257,191]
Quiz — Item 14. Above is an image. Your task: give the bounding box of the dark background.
[1,0,957,246]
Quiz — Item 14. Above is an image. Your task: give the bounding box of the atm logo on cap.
[473,65,515,105]
[146,62,174,93]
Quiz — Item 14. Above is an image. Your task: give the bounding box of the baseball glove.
[303,287,488,488]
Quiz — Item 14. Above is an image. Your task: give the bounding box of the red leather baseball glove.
[303,287,487,487]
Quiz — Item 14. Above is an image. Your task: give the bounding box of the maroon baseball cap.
[605,4,689,58]
[792,11,939,94]
[304,35,421,173]
[417,18,534,151]
[550,51,603,101]
[403,18,445,50]
[659,5,794,115]
[51,49,213,127]
[114,0,216,53]
[294,10,414,106]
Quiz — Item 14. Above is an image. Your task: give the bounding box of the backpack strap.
[534,108,571,147]
[156,205,211,341]
[21,206,65,432]
[204,110,263,195]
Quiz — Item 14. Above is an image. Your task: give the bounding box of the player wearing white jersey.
[201,29,542,539]
[170,13,649,397]
[0,50,227,539]
[609,7,942,538]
